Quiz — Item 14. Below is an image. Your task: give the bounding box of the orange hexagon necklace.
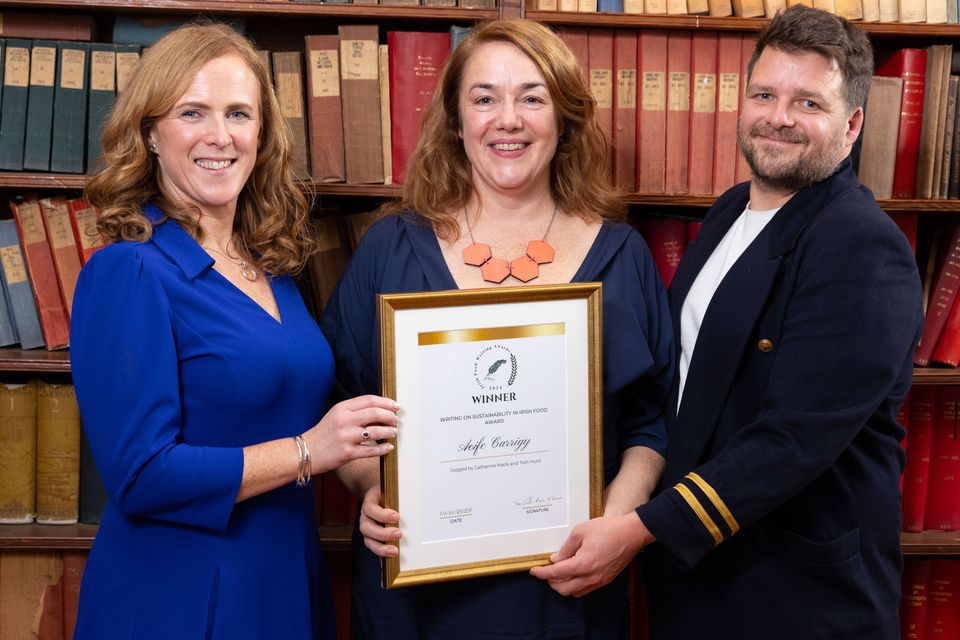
[462,205,557,284]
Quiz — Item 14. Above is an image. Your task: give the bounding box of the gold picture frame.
[378,283,603,588]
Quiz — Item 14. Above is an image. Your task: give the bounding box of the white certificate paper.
[418,324,568,544]
[379,284,603,588]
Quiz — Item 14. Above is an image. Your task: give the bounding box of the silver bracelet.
[294,435,311,488]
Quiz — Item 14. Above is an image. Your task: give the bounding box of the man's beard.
[737,122,844,193]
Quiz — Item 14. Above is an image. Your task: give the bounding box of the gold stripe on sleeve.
[673,483,723,545]
[686,472,740,535]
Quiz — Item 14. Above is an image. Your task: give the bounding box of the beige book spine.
[35,382,80,525]
[0,382,38,523]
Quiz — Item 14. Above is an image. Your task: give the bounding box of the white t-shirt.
[677,204,780,409]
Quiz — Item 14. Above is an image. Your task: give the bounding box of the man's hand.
[529,512,655,597]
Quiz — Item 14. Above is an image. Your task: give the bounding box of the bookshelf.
[0,3,958,638]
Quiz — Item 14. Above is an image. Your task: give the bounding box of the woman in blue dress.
[321,19,674,639]
[70,23,397,639]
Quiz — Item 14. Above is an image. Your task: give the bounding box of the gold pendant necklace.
[462,205,557,284]
[203,238,258,282]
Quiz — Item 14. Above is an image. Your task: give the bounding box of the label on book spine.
[693,73,716,113]
[91,51,116,92]
[277,73,303,118]
[59,48,85,90]
[617,70,637,109]
[18,201,47,245]
[116,52,139,92]
[341,39,378,81]
[590,69,613,108]
[5,46,28,87]
[668,72,690,111]
[30,46,55,87]
[310,49,340,98]
[73,207,102,252]
[0,247,26,284]
[643,72,666,110]
[718,72,739,112]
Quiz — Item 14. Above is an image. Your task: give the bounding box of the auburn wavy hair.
[386,18,624,239]
[85,22,315,275]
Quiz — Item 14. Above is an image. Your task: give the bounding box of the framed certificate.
[379,283,603,588]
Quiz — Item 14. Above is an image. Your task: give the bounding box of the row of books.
[0,195,103,352]
[902,559,960,640]
[914,219,960,367]
[535,0,960,23]
[0,39,141,176]
[899,386,960,532]
[858,46,960,200]
[291,26,757,195]
[0,382,85,527]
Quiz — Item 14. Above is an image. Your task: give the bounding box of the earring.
[149,143,157,154]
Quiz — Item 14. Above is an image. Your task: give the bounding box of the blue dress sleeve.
[70,244,243,532]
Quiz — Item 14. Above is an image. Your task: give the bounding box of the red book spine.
[923,387,960,531]
[637,29,668,194]
[9,196,69,349]
[387,31,450,186]
[734,36,756,185]
[687,31,717,196]
[39,196,83,318]
[61,550,85,640]
[65,197,103,264]
[876,48,928,199]
[557,28,589,90]
[665,31,691,195]
[612,30,638,192]
[712,32,741,196]
[639,217,687,286]
[903,386,934,531]
[915,222,960,366]
[925,559,960,638]
[889,212,919,255]
[686,220,702,243]
[588,29,614,182]
[321,473,355,525]
[899,391,911,493]
[901,559,932,640]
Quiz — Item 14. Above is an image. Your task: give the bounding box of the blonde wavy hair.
[388,18,624,239]
[85,22,315,275]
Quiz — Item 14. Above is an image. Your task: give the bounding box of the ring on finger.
[361,429,371,441]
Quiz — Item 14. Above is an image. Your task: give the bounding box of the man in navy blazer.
[532,6,923,638]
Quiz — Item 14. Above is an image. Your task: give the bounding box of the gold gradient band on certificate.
[418,322,565,346]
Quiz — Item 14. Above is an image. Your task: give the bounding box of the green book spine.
[23,40,57,171]
[0,39,31,171]
[50,41,89,174]
[86,43,116,173]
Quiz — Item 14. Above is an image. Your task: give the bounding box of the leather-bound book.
[665,31,691,195]
[39,196,83,318]
[923,386,960,531]
[23,40,56,171]
[36,382,81,525]
[0,219,45,349]
[687,31,717,196]
[86,43,116,174]
[857,76,903,200]
[902,386,934,532]
[612,30,638,192]
[305,35,346,183]
[50,41,90,174]
[900,559,932,640]
[638,29,668,194]
[0,12,94,41]
[712,32,741,196]
[0,40,31,171]
[875,48,927,198]
[272,51,310,179]
[588,29,614,181]
[66,197,103,264]
[339,25,384,184]
[0,382,38,524]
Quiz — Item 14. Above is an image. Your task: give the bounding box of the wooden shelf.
[0,348,71,373]
[4,172,960,213]
[0,521,956,554]
[912,368,960,385]
[0,523,354,551]
[0,1,497,20]
[525,9,960,36]
[0,523,97,550]
[901,530,960,556]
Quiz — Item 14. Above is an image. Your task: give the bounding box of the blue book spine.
[0,220,44,350]
[598,0,623,10]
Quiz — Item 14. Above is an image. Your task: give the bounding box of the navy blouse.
[70,206,337,639]
[320,212,673,639]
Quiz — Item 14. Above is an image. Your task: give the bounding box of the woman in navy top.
[70,24,397,639]
[321,19,674,639]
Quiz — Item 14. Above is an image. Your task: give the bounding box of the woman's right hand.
[303,395,398,476]
[359,485,402,557]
